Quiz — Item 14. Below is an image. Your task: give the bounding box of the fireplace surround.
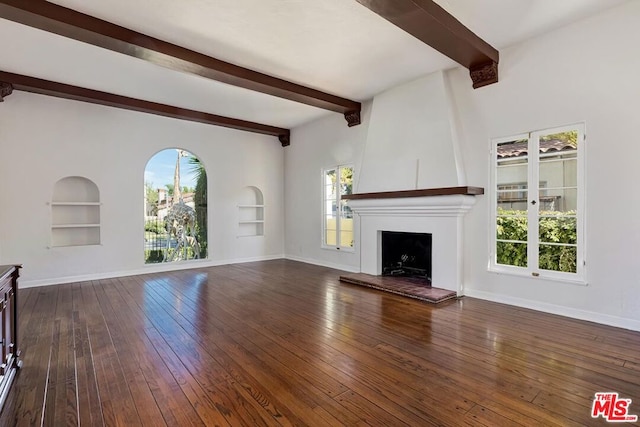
[345,187,482,295]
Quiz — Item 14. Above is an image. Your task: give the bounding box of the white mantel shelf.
[342,186,484,200]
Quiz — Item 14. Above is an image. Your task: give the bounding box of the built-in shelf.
[238,186,265,237]
[51,223,101,229]
[342,186,484,200]
[51,176,101,247]
[50,202,101,206]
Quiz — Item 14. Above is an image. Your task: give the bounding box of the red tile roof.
[497,139,576,158]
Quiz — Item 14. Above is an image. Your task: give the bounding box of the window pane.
[539,214,577,244]
[324,215,337,246]
[538,188,577,212]
[340,200,352,219]
[538,131,578,153]
[341,226,353,248]
[496,214,528,241]
[539,157,577,191]
[539,244,577,273]
[497,163,528,187]
[497,189,528,210]
[496,241,527,267]
[340,166,353,196]
[325,169,337,199]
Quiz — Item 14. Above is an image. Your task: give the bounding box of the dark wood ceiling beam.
[0,71,291,146]
[355,0,499,88]
[0,0,361,126]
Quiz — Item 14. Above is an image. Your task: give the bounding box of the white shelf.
[51,176,101,247]
[50,243,102,248]
[238,187,264,237]
[51,202,101,206]
[52,223,101,229]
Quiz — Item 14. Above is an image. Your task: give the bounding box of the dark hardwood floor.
[1,259,639,426]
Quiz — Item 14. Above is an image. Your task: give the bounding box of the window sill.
[321,245,355,253]
[488,267,588,286]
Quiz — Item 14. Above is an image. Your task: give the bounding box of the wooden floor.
[2,260,639,426]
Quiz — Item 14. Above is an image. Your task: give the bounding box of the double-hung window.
[491,123,585,282]
[323,165,354,250]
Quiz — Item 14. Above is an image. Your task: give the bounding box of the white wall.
[447,0,640,330]
[357,71,463,193]
[284,107,370,271]
[0,92,285,286]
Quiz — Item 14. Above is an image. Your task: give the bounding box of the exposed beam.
[0,0,361,126]
[355,0,499,88]
[0,71,291,146]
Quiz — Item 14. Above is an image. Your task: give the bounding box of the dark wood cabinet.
[0,265,20,413]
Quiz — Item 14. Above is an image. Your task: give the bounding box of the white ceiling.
[1,0,629,129]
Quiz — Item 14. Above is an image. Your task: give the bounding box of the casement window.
[322,165,354,250]
[490,123,585,282]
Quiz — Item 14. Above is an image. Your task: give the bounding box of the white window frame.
[322,165,354,252]
[489,123,586,284]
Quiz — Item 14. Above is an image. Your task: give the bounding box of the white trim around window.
[322,165,354,252]
[489,123,586,284]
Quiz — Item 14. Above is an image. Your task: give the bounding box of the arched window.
[144,149,207,263]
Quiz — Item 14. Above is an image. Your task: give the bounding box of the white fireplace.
[348,192,478,295]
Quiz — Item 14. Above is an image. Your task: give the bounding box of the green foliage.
[145,220,164,234]
[190,157,208,258]
[340,166,353,195]
[496,208,577,273]
[145,181,159,216]
[145,249,164,263]
[540,130,578,147]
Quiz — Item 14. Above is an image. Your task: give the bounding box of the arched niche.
[51,176,101,247]
[238,186,264,237]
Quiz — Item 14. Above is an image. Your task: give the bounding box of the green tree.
[190,157,207,258]
[145,181,159,216]
[165,184,174,197]
[341,167,353,195]
[540,131,577,147]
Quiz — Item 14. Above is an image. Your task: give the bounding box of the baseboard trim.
[19,254,286,288]
[464,288,640,332]
[284,255,360,273]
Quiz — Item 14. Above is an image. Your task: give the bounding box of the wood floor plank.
[5,260,640,426]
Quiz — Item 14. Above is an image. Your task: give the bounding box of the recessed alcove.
[51,176,101,247]
[238,186,264,237]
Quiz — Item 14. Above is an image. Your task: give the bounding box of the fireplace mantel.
[342,186,483,201]
[348,186,481,294]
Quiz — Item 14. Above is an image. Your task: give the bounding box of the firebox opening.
[381,231,432,285]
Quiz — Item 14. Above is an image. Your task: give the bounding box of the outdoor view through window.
[144,149,207,263]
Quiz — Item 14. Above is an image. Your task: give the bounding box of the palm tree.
[189,156,207,258]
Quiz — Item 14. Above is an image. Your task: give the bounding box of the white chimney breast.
[356,70,461,194]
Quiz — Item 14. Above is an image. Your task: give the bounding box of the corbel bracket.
[470,61,498,89]
[278,133,291,147]
[0,82,13,101]
[345,110,361,127]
